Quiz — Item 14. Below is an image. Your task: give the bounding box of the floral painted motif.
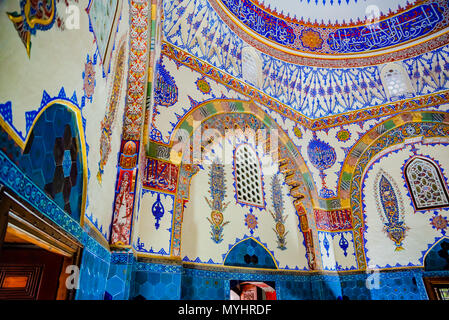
[83,58,96,100]
[97,38,126,183]
[293,126,302,139]
[374,170,409,251]
[205,159,230,243]
[195,76,212,95]
[336,128,351,142]
[270,174,288,250]
[300,28,324,51]
[430,214,448,234]
[244,209,258,235]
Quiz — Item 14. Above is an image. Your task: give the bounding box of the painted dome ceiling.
[244,0,414,24]
[208,0,449,66]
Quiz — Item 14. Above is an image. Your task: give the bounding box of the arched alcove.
[424,237,449,271]
[166,99,319,270]
[224,238,278,269]
[341,111,449,270]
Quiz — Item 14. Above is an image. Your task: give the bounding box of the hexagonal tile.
[106,275,124,297]
[63,124,72,149]
[160,273,173,285]
[30,135,45,169]
[62,150,72,177]
[148,273,160,285]
[53,138,64,165]
[53,108,66,135]
[31,168,45,188]
[52,165,64,193]
[43,155,56,183]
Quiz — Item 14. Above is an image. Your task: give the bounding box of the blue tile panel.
[424,239,449,271]
[17,104,84,222]
[224,238,277,269]
[76,247,111,300]
[105,253,135,300]
[131,262,183,300]
[179,267,449,300]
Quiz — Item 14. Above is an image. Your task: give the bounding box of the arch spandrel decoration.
[404,156,449,211]
[337,111,449,270]
[165,99,320,270]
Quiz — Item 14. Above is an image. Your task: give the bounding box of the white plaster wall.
[134,190,174,255]
[84,1,129,240]
[0,0,130,240]
[180,137,309,269]
[363,143,449,268]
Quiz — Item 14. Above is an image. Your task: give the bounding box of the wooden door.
[0,247,64,300]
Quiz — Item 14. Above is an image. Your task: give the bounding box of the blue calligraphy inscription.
[328,3,444,53]
[221,0,296,46]
[307,138,337,171]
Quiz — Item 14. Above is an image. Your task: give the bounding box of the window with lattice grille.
[405,156,449,210]
[242,46,262,89]
[380,63,414,101]
[234,144,264,207]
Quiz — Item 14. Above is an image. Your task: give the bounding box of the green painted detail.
[204,103,217,116]
[421,113,434,122]
[263,115,272,127]
[180,120,193,134]
[233,101,244,112]
[146,142,158,157]
[341,172,352,184]
[383,120,396,131]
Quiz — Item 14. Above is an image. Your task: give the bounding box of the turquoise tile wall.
[131,262,182,300]
[76,247,111,300]
[105,253,135,300]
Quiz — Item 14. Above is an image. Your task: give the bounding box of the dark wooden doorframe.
[423,277,449,300]
[0,185,83,300]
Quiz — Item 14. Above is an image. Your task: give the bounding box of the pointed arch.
[166,99,319,269]
[423,237,449,271]
[0,99,88,225]
[223,237,278,270]
[338,111,449,270]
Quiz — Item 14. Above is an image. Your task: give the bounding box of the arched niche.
[166,99,319,270]
[424,237,449,271]
[241,46,262,89]
[338,111,449,270]
[0,100,88,224]
[380,62,415,101]
[223,237,278,270]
